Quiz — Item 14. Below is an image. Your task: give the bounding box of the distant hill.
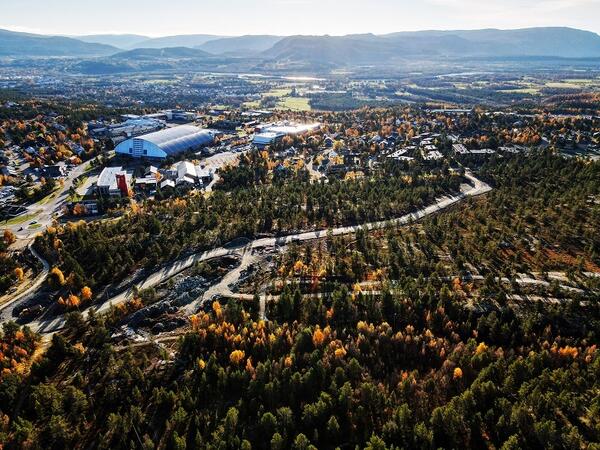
[111,47,212,60]
[198,35,284,55]
[261,35,399,65]
[381,27,600,58]
[262,27,600,65]
[74,34,150,49]
[10,26,599,73]
[129,34,225,49]
[71,60,138,75]
[0,29,119,57]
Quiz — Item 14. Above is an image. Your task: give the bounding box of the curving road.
[3,161,91,241]
[0,160,96,316]
[14,171,491,335]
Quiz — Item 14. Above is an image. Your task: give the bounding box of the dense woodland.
[0,277,598,449]
[0,152,598,449]
[273,151,600,292]
[34,164,463,292]
[2,91,600,450]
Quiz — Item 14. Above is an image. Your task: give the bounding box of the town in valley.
[0,5,600,449]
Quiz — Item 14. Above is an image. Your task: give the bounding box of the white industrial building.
[424,150,444,160]
[96,166,132,197]
[253,132,285,148]
[252,122,320,149]
[256,123,320,135]
[175,161,213,186]
[115,125,214,160]
[88,117,166,141]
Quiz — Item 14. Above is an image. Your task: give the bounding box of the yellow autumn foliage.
[49,267,66,286]
[334,347,347,359]
[230,350,245,365]
[453,367,463,379]
[475,342,488,355]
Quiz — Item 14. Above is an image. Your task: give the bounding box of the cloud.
[541,0,599,10]
[0,24,46,34]
[2,0,600,37]
[426,0,598,12]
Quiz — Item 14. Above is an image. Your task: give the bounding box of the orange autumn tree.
[81,286,92,301]
[213,301,223,320]
[58,294,81,309]
[13,267,24,282]
[72,203,88,216]
[312,328,325,347]
[190,314,200,330]
[68,294,81,309]
[3,230,16,246]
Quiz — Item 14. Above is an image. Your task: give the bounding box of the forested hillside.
[0,279,598,449]
[1,153,599,449]
[34,161,462,291]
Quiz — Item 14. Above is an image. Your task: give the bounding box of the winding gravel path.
[12,171,491,335]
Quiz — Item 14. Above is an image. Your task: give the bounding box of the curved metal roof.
[137,125,213,156]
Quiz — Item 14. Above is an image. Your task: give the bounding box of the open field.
[35,189,60,206]
[277,96,311,111]
[545,81,582,89]
[264,88,292,97]
[3,212,38,226]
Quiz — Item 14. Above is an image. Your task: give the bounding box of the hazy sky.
[1,0,600,36]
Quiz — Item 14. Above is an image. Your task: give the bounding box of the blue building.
[115,125,213,160]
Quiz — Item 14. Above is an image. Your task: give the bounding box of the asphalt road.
[3,161,90,241]
[0,161,90,316]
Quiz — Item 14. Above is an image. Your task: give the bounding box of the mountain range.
[1,27,600,68]
[111,47,212,60]
[262,28,600,64]
[0,29,117,57]
[73,34,150,49]
[196,35,284,56]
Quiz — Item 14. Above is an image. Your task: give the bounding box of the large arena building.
[252,122,320,149]
[115,125,214,160]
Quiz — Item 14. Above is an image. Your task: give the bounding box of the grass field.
[545,82,582,89]
[243,100,261,109]
[36,189,60,206]
[3,212,38,226]
[501,87,540,94]
[263,88,292,98]
[68,193,83,203]
[277,96,311,111]
[244,86,311,111]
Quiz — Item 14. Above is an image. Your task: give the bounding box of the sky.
[1,0,600,37]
